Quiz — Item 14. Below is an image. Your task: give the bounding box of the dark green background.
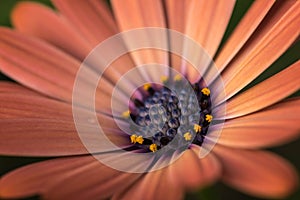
[0,0,299,200]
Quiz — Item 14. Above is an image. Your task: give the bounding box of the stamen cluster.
[123,76,213,153]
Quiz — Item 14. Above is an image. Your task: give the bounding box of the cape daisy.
[0,0,299,200]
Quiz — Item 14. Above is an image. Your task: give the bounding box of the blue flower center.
[125,76,213,153]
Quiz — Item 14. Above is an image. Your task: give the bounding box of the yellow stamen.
[160,75,168,83]
[183,132,192,141]
[130,134,137,144]
[194,124,202,133]
[122,110,130,118]
[149,144,158,152]
[174,74,182,81]
[205,114,213,122]
[201,88,210,96]
[143,83,152,91]
[136,136,144,144]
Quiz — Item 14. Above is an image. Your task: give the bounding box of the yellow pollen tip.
[183,132,192,141]
[201,88,210,96]
[122,110,130,118]
[205,114,213,122]
[194,124,202,133]
[136,136,144,144]
[160,75,168,83]
[174,74,182,81]
[149,144,158,152]
[130,134,137,144]
[143,83,152,91]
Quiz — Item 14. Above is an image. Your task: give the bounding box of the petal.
[213,145,298,199]
[0,28,121,113]
[184,0,236,82]
[218,0,300,102]
[113,165,184,200]
[214,0,276,72]
[12,2,92,60]
[0,156,95,199]
[223,61,300,119]
[51,0,117,46]
[0,81,39,96]
[0,155,140,200]
[164,0,187,73]
[170,147,221,190]
[111,0,168,81]
[216,98,300,148]
[0,87,129,156]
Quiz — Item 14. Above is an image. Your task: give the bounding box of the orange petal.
[0,81,39,96]
[12,2,91,61]
[0,156,95,199]
[0,155,139,199]
[0,28,120,113]
[219,0,300,102]
[111,0,168,81]
[213,145,298,199]
[184,0,236,82]
[113,165,184,200]
[214,0,276,72]
[51,0,117,46]
[170,147,221,190]
[0,87,129,156]
[216,98,300,149]
[52,0,141,88]
[222,61,300,119]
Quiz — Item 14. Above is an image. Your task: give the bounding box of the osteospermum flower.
[0,0,300,199]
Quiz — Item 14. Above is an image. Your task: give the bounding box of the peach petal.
[0,156,138,199]
[0,81,39,96]
[184,0,236,82]
[215,98,300,149]
[12,2,92,61]
[0,89,129,156]
[45,158,142,200]
[214,0,276,72]
[213,145,298,199]
[111,0,168,81]
[222,61,300,119]
[113,166,184,200]
[0,156,95,199]
[51,0,117,46]
[218,0,300,102]
[0,28,123,113]
[170,147,221,190]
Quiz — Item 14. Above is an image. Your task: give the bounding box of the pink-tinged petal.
[0,155,139,199]
[0,28,123,113]
[0,156,96,199]
[51,0,117,46]
[170,147,221,190]
[215,98,300,149]
[223,61,300,119]
[162,0,187,73]
[12,2,92,61]
[44,156,142,200]
[184,0,235,82]
[113,166,184,200]
[213,145,298,199]
[111,0,168,81]
[0,89,129,156]
[214,0,276,72]
[0,81,39,96]
[218,0,300,102]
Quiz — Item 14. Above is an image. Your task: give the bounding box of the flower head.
[0,0,299,200]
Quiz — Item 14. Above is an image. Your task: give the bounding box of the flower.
[0,0,299,199]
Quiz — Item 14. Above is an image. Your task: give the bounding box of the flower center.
[123,75,213,153]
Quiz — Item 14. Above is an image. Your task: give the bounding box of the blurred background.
[0,0,299,199]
